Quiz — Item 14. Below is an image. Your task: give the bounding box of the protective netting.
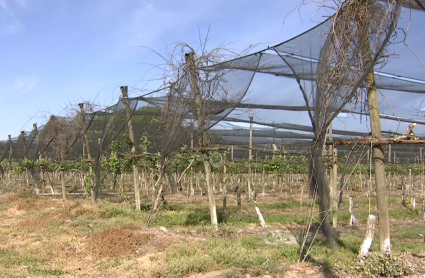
[1,0,425,167]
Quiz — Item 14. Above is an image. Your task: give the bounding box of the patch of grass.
[359,198,378,206]
[223,214,258,227]
[389,207,422,221]
[97,258,122,271]
[153,212,188,227]
[202,238,267,268]
[240,236,264,249]
[0,202,9,211]
[241,200,308,210]
[265,213,310,225]
[270,245,299,262]
[0,273,27,278]
[0,248,42,267]
[358,252,415,277]
[27,267,65,276]
[336,230,363,254]
[162,204,186,212]
[166,253,215,278]
[164,235,296,277]
[97,204,139,219]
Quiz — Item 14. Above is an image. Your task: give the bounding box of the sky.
[0,0,332,139]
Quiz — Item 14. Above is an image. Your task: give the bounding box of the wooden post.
[248,116,253,200]
[362,30,391,254]
[249,116,253,160]
[223,161,227,215]
[423,200,425,221]
[78,103,96,201]
[272,127,276,158]
[78,103,92,160]
[33,125,45,193]
[190,123,194,149]
[237,185,241,211]
[21,131,26,159]
[8,135,13,165]
[231,145,234,161]
[254,201,266,228]
[388,144,392,164]
[402,185,405,205]
[409,169,413,206]
[61,170,67,201]
[359,215,377,257]
[121,86,141,211]
[33,123,42,159]
[328,122,338,228]
[331,148,338,228]
[349,196,356,226]
[21,131,30,187]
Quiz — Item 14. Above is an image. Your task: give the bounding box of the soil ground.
[0,190,424,278]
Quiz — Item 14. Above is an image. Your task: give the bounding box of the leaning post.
[121,86,141,211]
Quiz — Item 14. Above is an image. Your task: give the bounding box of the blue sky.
[0,0,329,139]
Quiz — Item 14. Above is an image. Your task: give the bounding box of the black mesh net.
[1,0,424,167]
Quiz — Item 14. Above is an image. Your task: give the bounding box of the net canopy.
[1,0,425,166]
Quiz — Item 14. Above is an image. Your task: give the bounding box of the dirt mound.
[10,196,60,211]
[284,263,329,278]
[86,225,157,259]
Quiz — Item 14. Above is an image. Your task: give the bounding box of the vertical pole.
[8,135,13,165]
[223,159,227,215]
[33,124,44,193]
[33,123,42,159]
[121,86,141,211]
[21,131,26,159]
[82,142,86,158]
[190,123,194,149]
[78,103,92,161]
[388,144,392,165]
[248,116,253,200]
[420,147,423,163]
[362,35,391,254]
[328,122,338,228]
[231,145,234,161]
[332,148,338,228]
[272,126,276,158]
[349,196,356,226]
[359,215,377,257]
[78,103,96,201]
[61,170,67,201]
[21,131,30,187]
[249,116,253,160]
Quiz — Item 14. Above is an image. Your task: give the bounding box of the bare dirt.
[1,193,424,277]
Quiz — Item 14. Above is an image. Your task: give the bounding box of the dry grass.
[0,191,424,277]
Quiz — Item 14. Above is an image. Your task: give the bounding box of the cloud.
[0,0,7,10]
[0,0,22,35]
[13,0,27,8]
[2,22,17,33]
[14,76,40,94]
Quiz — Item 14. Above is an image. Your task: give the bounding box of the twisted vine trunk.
[186,51,218,230]
[310,137,335,246]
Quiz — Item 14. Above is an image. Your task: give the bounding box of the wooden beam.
[181,147,228,154]
[328,139,425,146]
